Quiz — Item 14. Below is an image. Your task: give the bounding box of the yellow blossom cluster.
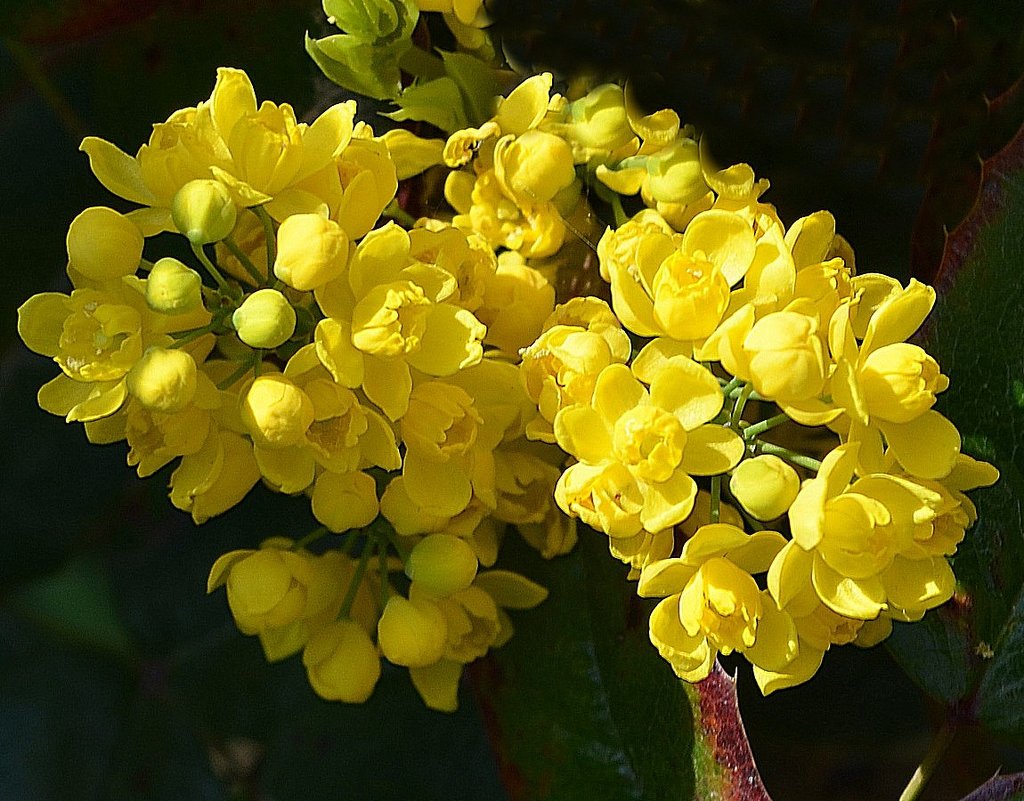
[18,53,1000,710]
[17,68,571,710]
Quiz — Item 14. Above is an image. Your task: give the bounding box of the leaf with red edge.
[887,127,1024,746]
[957,773,1024,801]
[475,529,772,801]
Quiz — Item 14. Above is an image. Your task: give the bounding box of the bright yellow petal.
[649,358,723,429]
[410,659,463,712]
[362,355,411,421]
[17,293,69,356]
[637,558,696,598]
[473,570,548,609]
[861,279,935,356]
[553,405,612,464]
[641,471,698,532]
[254,444,317,494]
[879,411,960,479]
[679,425,744,475]
[811,555,885,620]
[406,305,485,376]
[767,540,813,610]
[79,137,156,205]
[592,364,645,428]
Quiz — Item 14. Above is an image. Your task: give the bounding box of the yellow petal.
[406,305,485,376]
[254,444,317,494]
[637,558,695,598]
[473,570,548,609]
[592,364,645,428]
[17,293,69,356]
[679,425,744,475]
[753,646,825,696]
[553,405,612,464]
[744,594,798,671]
[79,137,156,205]
[362,355,412,421]
[640,470,698,532]
[861,279,935,356]
[682,210,756,287]
[410,659,463,712]
[209,67,257,140]
[494,73,552,136]
[649,357,723,429]
[811,555,885,620]
[767,540,813,610]
[879,411,961,479]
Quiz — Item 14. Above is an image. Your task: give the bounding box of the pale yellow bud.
[126,347,197,412]
[232,289,296,349]
[273,214,349,291]
[240,374,313,447]
[66,206,144,281]
[495,130,576,205]
[860,343,948,423]
[171,179,237,245]
[729,455,800,520]
[145,257,203,313]
[405,534,479,597]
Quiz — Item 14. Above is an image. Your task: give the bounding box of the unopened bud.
[405,534,478,597]
[146,257,203,313]
[232,288,296,349]
[126,346,198,412]
[730,455,800,521]
[172,179,237,245]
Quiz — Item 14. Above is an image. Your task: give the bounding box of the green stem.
[609,193,629,228]
[385,528,412,563]
[898,720,956,801]
[292,526,328,551]
[728,386,765,402]
[757,442,822,472]
[222,234,267,286]
[191,242,233,295]
[339,539,374,620]
[383,200,418,229]
[709,475,721,523]
[720,376,742,396]
[252,205,277,274]
[730,383,754,429]
[744,412,790,440]
[378,539,392,607]
[168,324,217,348]
[216,353,258,390]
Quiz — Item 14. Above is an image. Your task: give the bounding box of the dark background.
[1,1,1021,799]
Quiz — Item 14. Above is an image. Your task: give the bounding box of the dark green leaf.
[887,610,970,705]
[9,554,134,661]
[439,50,502,127]
[476,530,771,801]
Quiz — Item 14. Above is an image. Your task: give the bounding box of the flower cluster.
[18,1,999,711]
[18,68,562,710]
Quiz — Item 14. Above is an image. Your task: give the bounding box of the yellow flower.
[232,289,297,349]
[310,470,380,533]
[519,298,631,443]
[637,524,795,682]
[405,534,480,597]
[126,347,198,413]
[80,68,356,230]
[303,620,381,702]
[493,129,576,207]
[314,222,487,420]
[378,594,449,668]
[240,374,314,448]
[273,213,349,291]
[776,443,956,622]
[600,209,755,342]
[554,361,744,538]
[171,179,237,245]
[169,430,261,523]
[829,281,960,478]
[145,258,203,314]
[475,250,555,355]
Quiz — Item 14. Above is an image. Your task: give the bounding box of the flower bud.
[377,595,447,668]
[302,620,381,703]
[126,347,197,412]
[66,206,144,281]
[562,84,633,151]
[145,257,203,313]
[495,130,576,205]
[743,311,827,402]
[273,214,349,291]
[729,455,800,520]
[232,288,296,349]
[171,179,237,245]
[241,374,313,447]
[405,534,479,597]
[860,343,948,423]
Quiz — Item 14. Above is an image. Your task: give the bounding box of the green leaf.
[321,0,419,44]
[476,530,771,801]
[305,32,409,100]
[386,76,470,133]
[9,554,134,662]
[439,50,502,127]
[887,130,1024,744]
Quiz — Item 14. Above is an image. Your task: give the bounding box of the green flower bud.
[66,206,144,281]
[126,346,198,412]
[729,455,800,521]
[171,179,237,245]
[146,257,203,313]
[405,534,478,597]
[232,288,296,349]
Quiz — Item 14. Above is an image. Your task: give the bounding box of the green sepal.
[385,76,469,133]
